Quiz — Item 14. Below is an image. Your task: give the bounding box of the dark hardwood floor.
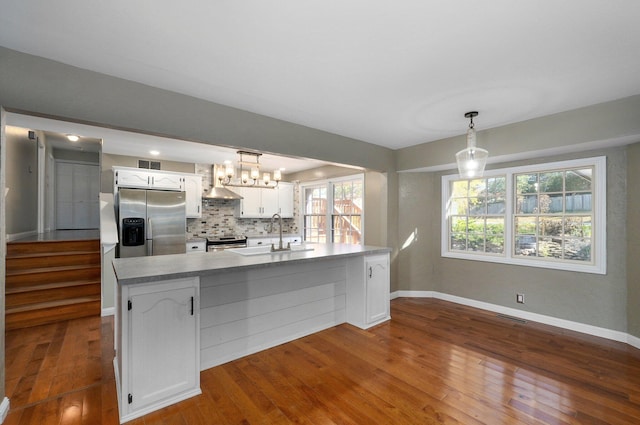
[5,298,640,424]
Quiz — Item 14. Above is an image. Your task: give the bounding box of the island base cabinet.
[346,253,391,329]
[115,277,200,423]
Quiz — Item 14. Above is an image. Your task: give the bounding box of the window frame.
[300,174,365,245]
[441,156,606,274]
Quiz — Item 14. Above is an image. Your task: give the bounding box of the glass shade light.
[241,171,249,183]
[273,169,282,181]
[225,163,235,178]
[456,111,488,178]
[263,172,271,184]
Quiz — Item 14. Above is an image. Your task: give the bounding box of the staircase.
[5,238,101,330]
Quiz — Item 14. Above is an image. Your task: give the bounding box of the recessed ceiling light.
[149,150,160,156]
[67,134,79,142]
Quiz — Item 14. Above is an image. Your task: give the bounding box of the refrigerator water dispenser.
[122,217,145,246]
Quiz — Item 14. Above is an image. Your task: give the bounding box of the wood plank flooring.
[5,298,640,424]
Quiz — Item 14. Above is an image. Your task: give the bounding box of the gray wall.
[394,97,640,337]
[627,143,640,337]
[0,47,394,173]
[397,147,628,331]
[5,126,38,237]
[396,95,640,172]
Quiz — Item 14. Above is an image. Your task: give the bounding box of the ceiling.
[1,1,640,150]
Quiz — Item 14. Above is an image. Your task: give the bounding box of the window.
[442,157,606,274]
[449,176,506,254]
[302,175,364,245]
[302,184,328,243]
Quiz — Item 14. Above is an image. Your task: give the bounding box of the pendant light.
[217,151,282,189]
[456,111,488,178]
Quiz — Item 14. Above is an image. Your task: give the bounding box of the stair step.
[6,265,101,287]
[5,296,101,330]
[6,251,101,270]
[7,239,100,256]
[6,280,101,307]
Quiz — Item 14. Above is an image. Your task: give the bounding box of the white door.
[55,162,100,229]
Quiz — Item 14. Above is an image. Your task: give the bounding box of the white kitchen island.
[112,243,391,423]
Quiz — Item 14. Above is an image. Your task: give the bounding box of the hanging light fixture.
[217,150,282,189]
[456,111,488,178]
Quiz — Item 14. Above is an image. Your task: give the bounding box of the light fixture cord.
[468,115,475,129]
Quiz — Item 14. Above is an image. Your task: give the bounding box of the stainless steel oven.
[206,236,248,252]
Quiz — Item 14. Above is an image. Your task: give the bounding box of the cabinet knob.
[369,266,373,278]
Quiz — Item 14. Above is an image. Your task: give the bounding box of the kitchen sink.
[227,245,315,256]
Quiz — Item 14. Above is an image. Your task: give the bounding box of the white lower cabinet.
[346,253,390,329]
[365,255,390,324]
[115,277,200,423]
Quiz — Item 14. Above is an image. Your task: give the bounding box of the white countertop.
[113,243,390,285]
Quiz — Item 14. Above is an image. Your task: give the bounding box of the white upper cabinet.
[235,183,294,219]
[183,174,203,218]
[149,171,183,190]
[277,182,294,218]
[261,187,279,217]
[114,167,153,189]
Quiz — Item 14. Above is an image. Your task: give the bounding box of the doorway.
[55,161,100,229]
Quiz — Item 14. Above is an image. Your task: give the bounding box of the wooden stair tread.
[7,250,100,259]
[6,264,101,277]
[6,295,101,314]
[8,238,99,245]
[6,279,101,295]
[6,239,100,256]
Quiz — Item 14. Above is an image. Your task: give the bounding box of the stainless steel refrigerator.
[117,188,187,258]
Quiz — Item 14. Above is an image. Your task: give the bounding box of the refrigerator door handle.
[147,218,153,256]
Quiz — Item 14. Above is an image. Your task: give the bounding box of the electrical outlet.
[516,293,525,304]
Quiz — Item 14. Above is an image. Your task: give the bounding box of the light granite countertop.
[112,243,391,285]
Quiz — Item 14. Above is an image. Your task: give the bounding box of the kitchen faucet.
[270,213,291,252]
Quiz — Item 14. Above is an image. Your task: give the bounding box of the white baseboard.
[6,230,37,242]
[391,290,640,350]
[101,307,115,317]
[0,397,9,424]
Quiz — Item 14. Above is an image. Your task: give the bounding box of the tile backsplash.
[187,164,300,239]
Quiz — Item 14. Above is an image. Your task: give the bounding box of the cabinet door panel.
[150,172,183,190]
[130,286,197,410]
[238,187,263,217]
[116,169,151,188]
[277,183,294,218]
[261,187,279,216]
[366,255,390,324]
[184,175,203,218]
